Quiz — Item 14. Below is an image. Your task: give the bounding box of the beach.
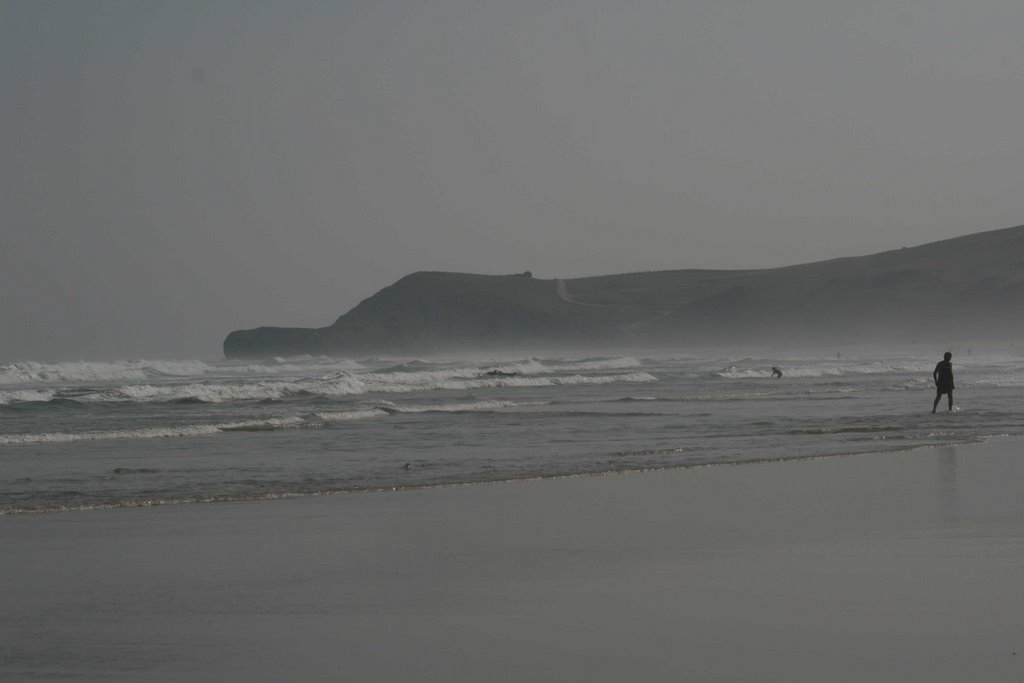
[3,437,1024,682]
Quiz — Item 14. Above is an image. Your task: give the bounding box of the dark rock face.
[223,327,336,359]
[224,225,1024,358]
[223,272,629,358]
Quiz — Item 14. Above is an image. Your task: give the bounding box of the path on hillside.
[554,279,674,341]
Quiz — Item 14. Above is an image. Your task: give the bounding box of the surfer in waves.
[932,351,955,413]
[770,366,783,378]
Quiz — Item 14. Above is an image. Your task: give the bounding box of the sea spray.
[3,351,1023,514]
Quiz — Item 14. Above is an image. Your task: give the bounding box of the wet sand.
[3,438,1024,682]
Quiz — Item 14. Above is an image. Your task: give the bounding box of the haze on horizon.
[4,0,1024,362]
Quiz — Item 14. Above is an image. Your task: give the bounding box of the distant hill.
[223,225,1024,358]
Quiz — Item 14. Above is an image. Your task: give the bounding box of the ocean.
[2,349,1022,515]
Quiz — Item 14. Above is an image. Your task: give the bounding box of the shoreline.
[4,437,1024,681]
[2,435,1000,517]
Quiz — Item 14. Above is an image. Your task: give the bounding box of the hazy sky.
[4,0,1024,361]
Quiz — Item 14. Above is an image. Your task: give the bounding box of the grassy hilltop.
[224,225,1024,358]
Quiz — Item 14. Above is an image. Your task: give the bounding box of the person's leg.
[932,391,941,413]
[947,391,954,411]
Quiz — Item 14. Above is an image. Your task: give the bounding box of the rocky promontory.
[224,225,1024,358]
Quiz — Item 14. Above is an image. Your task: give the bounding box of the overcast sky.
[4,0,1024,361]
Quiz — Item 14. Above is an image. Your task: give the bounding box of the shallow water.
[2,349,1022,513]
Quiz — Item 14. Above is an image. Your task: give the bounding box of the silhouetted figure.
[770,366,783,378]
[932,352,955,413]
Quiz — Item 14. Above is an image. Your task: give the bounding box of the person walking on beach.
[932,352,955,413]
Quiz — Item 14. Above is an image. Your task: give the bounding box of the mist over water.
[2,350,1022,514]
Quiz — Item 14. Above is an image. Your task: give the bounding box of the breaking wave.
[0,416,311,446]
[0,357,366,385]
[0,399,553,446]
[6,370,656,405]
[0,389,57,405]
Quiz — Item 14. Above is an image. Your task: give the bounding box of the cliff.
[223,225,1024,358]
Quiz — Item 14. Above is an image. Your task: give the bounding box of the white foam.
[0,397,555,445]
[0,424,225,446]
[319,369,657,395]
[0,389,56,405]
[93,381,323,403]
[970,376,1024,387]
[314,409,391,422]
[0,360,205,384]
[0,357,366,386]
[376,399,549,414]
[0,416,311,446]
[216,416,310,432]
[386,371,658,392]
[477,356,642,375]
[2,355,658,405]
[479,359,549,375]
[549,372,656,385]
